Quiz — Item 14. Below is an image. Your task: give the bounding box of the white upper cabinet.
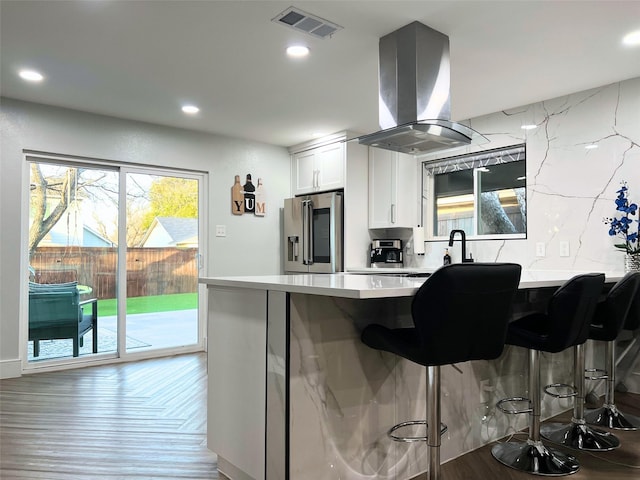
[292,140,345,195]
[368,148,418,228]
[293,149,317,193]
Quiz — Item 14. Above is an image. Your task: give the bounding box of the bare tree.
[479,191,517,234]
[29,164,114,257]
[28,164,79,257]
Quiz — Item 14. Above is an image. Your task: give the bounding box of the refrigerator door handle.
[307,200,314,265]
[303,199,314,265]
[301,200,307,264]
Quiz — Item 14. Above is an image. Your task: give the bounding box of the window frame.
[422,144,527,242]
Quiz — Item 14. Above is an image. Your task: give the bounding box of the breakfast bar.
[200,270,624,480]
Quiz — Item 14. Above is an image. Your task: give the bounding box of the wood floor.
[1,353,638,479]
[0,353,216,479]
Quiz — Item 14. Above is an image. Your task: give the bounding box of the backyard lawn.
[97,292,197,316]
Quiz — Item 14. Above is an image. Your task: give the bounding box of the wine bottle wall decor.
[231,174,265,216]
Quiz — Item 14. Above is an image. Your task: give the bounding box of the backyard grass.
[97,292,197,316]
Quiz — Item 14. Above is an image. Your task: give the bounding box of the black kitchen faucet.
[448,229,474,263]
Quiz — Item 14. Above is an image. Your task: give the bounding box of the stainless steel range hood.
[358,21,487,155]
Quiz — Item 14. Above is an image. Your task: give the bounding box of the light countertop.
[200,269,625,300]
[346,267,437,275]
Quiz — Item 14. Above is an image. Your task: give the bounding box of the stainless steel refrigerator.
[283,191,343,273]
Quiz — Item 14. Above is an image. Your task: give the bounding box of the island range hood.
[358,21,487,155]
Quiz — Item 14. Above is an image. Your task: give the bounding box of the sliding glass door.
[26,157,204,365]
[123,170,200,353]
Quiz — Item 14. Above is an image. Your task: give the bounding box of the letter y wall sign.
[231,174,265,216]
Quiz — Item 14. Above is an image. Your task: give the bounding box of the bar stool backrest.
[410,262,522,366]
[545,273,605,352]
[624,286,640,331]
[592,272,640,341]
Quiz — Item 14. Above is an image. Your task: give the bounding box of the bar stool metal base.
[584,404,640,430]
[540,421,620,451]
[491,439,580,476]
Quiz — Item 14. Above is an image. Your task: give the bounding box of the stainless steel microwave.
[283,191,343,273]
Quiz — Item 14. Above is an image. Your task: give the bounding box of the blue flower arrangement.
[604,181,639,254]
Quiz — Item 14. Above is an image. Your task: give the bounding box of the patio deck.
[28,309,198,361]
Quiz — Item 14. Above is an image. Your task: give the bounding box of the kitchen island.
[200,270,624,480]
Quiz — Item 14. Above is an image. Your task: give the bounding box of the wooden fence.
[30,246,198,299]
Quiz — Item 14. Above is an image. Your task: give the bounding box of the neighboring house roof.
[83,225,116,247]
[141,217,198,247]
[41,225,114,247]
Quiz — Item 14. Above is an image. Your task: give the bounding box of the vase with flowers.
[604,181,639,272]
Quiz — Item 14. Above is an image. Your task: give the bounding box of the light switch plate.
[535,242,546,257]
[559,241,570,257]
[215,225,226,237]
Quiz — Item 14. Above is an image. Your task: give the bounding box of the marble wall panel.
[415,77,640,274]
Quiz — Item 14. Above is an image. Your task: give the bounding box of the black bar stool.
[361,262,522,480]
[584,271,640,429]
[616,294,640,393]
[491,273,606,476]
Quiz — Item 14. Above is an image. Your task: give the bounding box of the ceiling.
[2,1,639,148]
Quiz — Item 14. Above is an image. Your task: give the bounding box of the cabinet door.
[368,148,396,228]
[393,152,417,228]
[369,149,417,228]
[316,142,344,191]
[293,150,317,195]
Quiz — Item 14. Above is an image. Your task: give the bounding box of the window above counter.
[422,144,527,240]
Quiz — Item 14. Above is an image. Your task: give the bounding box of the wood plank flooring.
[0,353,216,479]
[2,353,638,479]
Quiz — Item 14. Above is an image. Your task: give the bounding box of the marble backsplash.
[411,77,639,272]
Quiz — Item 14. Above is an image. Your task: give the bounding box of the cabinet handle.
[391,204,396,224]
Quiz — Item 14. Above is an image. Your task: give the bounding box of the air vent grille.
[272,6,342,39]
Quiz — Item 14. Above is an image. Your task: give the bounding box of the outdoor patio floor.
[28,309,198,362]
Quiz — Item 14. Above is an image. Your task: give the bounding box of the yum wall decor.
[232,174,265,216]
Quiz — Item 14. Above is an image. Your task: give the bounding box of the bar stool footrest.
[387,420,448,443]
[584,368,607,381]
[544,383,577,398]
[496,396,532,415]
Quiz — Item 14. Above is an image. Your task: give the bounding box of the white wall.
[413,77,640,272]
[0,98,291,377]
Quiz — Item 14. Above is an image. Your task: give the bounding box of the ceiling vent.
[272,6,342,39]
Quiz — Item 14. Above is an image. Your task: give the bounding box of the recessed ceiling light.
[19,69,44,82]
[585,144,598,149]
[182,105,200,114]
[622,30,640,46]
[286,45,310,57]
[521,124,537,130]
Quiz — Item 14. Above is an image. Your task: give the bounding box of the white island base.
[203,273,621,480]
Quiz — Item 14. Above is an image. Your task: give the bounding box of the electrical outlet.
[215,225,226,237]
[559,241,570,257]
[535,242,546,257]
